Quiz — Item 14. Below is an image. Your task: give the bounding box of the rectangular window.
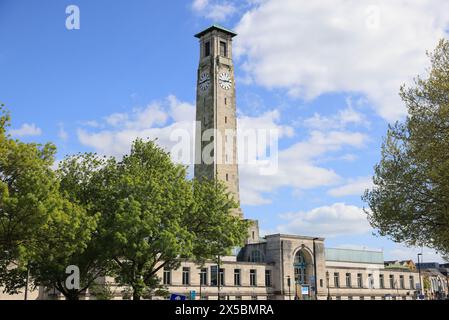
[379,274,385,289]
[409,276,414,289]
[334,273,340,288]
[400,275,405,289]
[251,295,258,300]
[345,273,352,288]
[389,275,395,288]
[163,268,171,285]
[220,41,227,57]
[265,270,272,287]
[357,273,363,288]
[235,296,242,300]
[182,267,190,285]
[211,266,218,286]
[200,268,207,286]
[250,269,257,287]
[320,279,324,287]
[219,268,225,286]
[234,269,241,286]
[205,41,210,57]
[368,274,374,289]
[225,116,227,123]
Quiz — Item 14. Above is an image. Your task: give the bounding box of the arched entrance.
[293,248,314,299]
[294,250,308,285]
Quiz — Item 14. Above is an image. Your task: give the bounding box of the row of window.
[334,296,410,300]
[197,295,262,301]
[163,267,272,287]
[332,272,414,290]
[203,41,228,58]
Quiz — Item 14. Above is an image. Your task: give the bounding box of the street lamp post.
[313,238,319,300]
[417,253,423,299]
[199,271,203,301]
[326,271,331,300]
[217,255,221,301]
[24,263,30,301]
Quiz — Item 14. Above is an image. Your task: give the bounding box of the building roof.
[194,25,238,38]
[325,248,384,264]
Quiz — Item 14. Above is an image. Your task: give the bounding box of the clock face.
[218,72,232,90]
[199,71,211,92]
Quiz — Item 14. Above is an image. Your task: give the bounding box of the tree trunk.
[66,291,80,300]
[133,292,141,301]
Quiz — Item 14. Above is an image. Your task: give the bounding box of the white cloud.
[58,123,68,141]
[276,203,372,238]
[239,127,368,205]
[303,98,370,130]
[77,96,368,206]
[104,103,168,130]
[9,123,42,137]
[191,0,237,22]
[234,0,449,121]
[385,246,446,264]
[77,96,195,159]
[328,176,373,197]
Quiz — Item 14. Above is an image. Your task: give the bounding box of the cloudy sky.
[1,0,448,262]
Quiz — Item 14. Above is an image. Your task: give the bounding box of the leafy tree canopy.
[363,39,449,259]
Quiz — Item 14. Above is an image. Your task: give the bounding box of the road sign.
[301,286,309,295]
[170,294,187,301]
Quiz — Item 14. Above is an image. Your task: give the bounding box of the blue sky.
[1,0,449,262]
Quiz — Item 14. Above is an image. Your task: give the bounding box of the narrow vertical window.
[220,41,227,57]
[409,276,414,289]
[219,268,225,286]
[379,274,385,289]
[346,273,352,288]
[182,267,190,285]
[225,116,227,124]
[357,273,363,288]
[389,275,395,288]
[200,268,207,286]
[205,41,211,57]
[334,273,340,288]
[234,269,241,286]
[265,270,272,287]
[211,266,218,286]
[250,270,257,287]
[163,268,171,285]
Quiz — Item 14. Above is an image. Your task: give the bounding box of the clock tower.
[194,25,243,219]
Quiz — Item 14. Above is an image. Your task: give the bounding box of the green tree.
[0,104,98,299]
[188,179,249,262]
[43,154,116,300]
[363,39,449,259]
[99,139,247,300]
[0,103,59,292]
